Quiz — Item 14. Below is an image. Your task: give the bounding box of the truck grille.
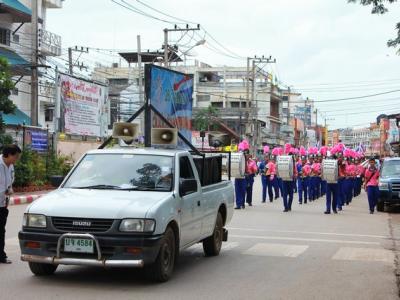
[52,217,114,232]
[392,183,400,192]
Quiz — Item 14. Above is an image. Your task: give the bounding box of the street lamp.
[180,39,206,66]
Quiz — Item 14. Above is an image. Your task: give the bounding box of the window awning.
[0,48,31,76]
[0,0,32,22]
[2,108,31,126]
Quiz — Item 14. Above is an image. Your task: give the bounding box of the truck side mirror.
[179,179,197,197]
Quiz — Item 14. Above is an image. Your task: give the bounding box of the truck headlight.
[119,219,155,233]
[378,182,389,190]
[23,214,47,228]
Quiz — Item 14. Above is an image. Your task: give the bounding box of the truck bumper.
[19,231,163,268]
[379,190,400,205]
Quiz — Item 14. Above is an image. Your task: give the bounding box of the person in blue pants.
[246,173,255,206]
[297,157,309,204]
[235,178,247,209]
[282,155,297,212]
[325,182,338,214]
[365,158,380,214]
[259,156,275,203]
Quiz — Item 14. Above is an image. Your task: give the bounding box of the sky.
[46,0,400,129]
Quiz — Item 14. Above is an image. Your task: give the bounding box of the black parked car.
[377,158,400,212]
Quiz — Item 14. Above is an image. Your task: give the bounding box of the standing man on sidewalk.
[0,144,21,264]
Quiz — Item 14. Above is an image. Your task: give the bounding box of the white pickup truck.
[19,148,234,282]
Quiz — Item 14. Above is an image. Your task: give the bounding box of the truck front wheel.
[203,212,223,256]
[28,262,57,276]
[146,227,176,282]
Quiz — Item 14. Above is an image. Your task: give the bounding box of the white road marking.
[332,247,394,263]
[230,234,380,245]
[184,242,239,254]
[244,243,309,258]
[228,227,387,239]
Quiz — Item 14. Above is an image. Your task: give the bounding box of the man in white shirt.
[0,144,21,264]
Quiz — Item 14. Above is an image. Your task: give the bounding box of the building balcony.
[39,29,62,56]
[43,0,63,9]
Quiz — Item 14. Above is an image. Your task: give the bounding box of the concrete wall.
[57,140,101,163]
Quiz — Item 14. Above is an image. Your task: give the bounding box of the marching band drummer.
[259,146,276,203]
[234,141,250,210]
[323,148,339,214]
[281,145,298,212]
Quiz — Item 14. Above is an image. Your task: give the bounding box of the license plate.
[64,238,94,253]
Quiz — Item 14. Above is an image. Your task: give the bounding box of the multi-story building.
[0,0,63,129]
[93,57,286,151]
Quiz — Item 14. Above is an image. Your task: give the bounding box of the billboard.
[146,65,193,148]
[58,73,109,137]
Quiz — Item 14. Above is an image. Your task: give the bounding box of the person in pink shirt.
[245,153,258,207]
[364,158,380,214]
[355,158,365,197]
[345,160,356,204]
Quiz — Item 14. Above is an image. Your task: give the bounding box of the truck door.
[179,155,203,247]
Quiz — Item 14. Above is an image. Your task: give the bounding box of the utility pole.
[287,86,291,125]
[30,0,38,126]
[67,46,89,75]
[137,35,144,135]
[163,24,200,67]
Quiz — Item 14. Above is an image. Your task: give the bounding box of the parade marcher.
[245,152,258,207]
[281,145,298,212]
[364,157,380,214]
[355,155,365,197]
[235,141,250,210]
[319,146,328,198]
[259,146,276,203]
[271,147,282,199]
[293,149,299,194]
[323,149,339,214]
[308,147,320,201]
[297,147,310,204]
[0,144,21,264]
[336,144,347,211]
[343,149,355,205]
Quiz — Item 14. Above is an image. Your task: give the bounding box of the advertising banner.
[146,65,193,148]
[58,73,108,137]
[23,126,48,153]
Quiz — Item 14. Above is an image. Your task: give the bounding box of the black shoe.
[262,201,266,203]
[241,206,245,209]
[248,203,252,206]
[333,210,338,214]
[283,209,289,212]
[338,207,342,211]
[288,208,292,211]
[299,202,302,205]
[0,258,11,264]
[370,210,374,214]
[234,207,241,210]
[324,211,331,214]
[275,196,279,199]
[269,200,273,203]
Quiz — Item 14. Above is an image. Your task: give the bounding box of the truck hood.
[27,188,173,219]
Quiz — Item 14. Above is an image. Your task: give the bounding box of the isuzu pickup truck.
[19,148,234,282]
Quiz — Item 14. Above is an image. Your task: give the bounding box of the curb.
[9,194,43,206]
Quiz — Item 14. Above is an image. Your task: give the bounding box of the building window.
[211,102,223,108]
[0,28,11,46]
[45,108,53,122]
[241,102,247,108]
[230,102,240,108]
[196,94,210,102]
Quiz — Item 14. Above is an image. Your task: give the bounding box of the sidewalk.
[9,190,52,206]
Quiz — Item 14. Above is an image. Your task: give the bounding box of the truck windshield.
[63,154,174,191]
[381,160,400,178]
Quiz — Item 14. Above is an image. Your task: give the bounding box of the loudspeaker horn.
[208,132,230,148]
[151,128,178,146]
[112,122,139,145]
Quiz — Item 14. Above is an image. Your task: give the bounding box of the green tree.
[0,57,16,132]
[348,0,400,51]
[193,105,219,131]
